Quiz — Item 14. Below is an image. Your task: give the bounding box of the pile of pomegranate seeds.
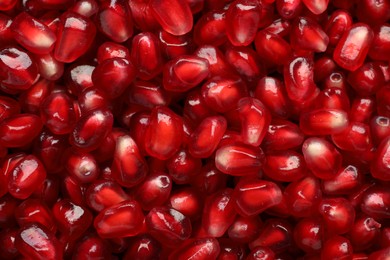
[0,0,390,259]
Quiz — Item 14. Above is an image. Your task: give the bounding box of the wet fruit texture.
[0,1,389,259]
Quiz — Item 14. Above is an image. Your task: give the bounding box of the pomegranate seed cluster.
[0,0,390,259]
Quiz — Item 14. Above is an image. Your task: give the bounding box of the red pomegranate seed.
[32,174,60,207]
[249,219,293,253]
[168,238,220,259]
[276,0,302,19]
[333,23,374,71]
[72,234,110,259]
[263,119,304,151]
[158,30,194,59]
[300,109,349,136]
[246,246,275,260]
[322,164,362,195]
[0,46,39,91]
[65,64,95,96]
[313,56,336,82]
[183,90,216,124]
[97,41,130,63]
[111,135,148,187]
[0,14,14,48]
[356,0,390,26]
[369,248,390,260]
[134,172,172,210]
[360,185,390,219]
[216,238,246,259]
[191,162,228,195]
[163,55,209,92]
[284,56,318,102]
[85,179,129,212]
[255,30,292,65]
[321,236,353,260]
[376,84,390,117]
[8,154,46,200]
[131,32,163,80]
[301,0,328,14]
[144,106,183,160]
[237,97,271,147]
[291,16,329,53]
[167,148,202,184]
[15,223,63,260]
[52,199,93,241]
[225,0,261,46]
[201,188,236,238]
[318,197,356,235]
[371,137,390,181]
[325,10,353,47]
[193,9,227,47]
[228,215,261,243]
[123,235,161,259]
[302,137,342,179]
[70,0,98,17]
[349,214,381,251]
[15,198,56,233]
[0,96,20,122]
[348,62,385,96]
[11,12,56,55]
[94,200,144,238]
[188,116,227,158]
[370,116,390,146]
[0,195,19,228]
[150,0,193,36]
[263,150,307,182]
[350,97,376,124]
[92,58,136,99]
[34,52,64,81]
[70,108,114,151]
[96,0,133,43]
[65,150,100,184]
[0,228,19,259]
[169,187,203,220]
[146,206,192,246]
[294,217,323,253]
[215,143,265,176]
[54,11,96,63]
[284,176,322,218]
[369,24,390,61]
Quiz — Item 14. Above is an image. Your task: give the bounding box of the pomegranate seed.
[333,23,374,71]
[111,135,148,187]
[376,84,390,117]
[65,64,95,96]
[361,185,390,219]
[0,228,19,259]
[0,96,20,122]
[134,172,172,210]
[348,62,385,96]
[52,199,93,241]
[356,0,390,26]
[233,178,282,216]
[318,197,356,235]
[369,248,390,260]
[290,16,329,53]
[322,164,362,195]
[128,81,171,109]
[263,150,307,182]
[144,106,183,160]
[94,200,144,238]
[70,0,98,17]
[96,0,133,43]
[188,116,227,158]
[202,189,236,237]
[263,119,305,151]
[371,137,390,181]
[249,219,293,253]
[0,14,14,48]
[325,10,353,47]
[61,175,87,207]
[369,24,390,61]
[15,198,56,233]
[0,0,17,10]
[0,46,39,91]
[54,11,96,63]
[32,174,60,207]
[301,0,328,14]
[225,0,261,46]
[169,238,220,259]
[167,148,202,184]
[193,9,227,47]
[72,234,110,259]
[0,195,19,228]
[150,0,193,36]
[217,238,246,259]
[302,137,342,179]
[124,235,161,259]
[228,215,261,243]
[92,58,136,99]
[159,30,194,59]
[284,56,318,102]
[11,12,56,55]
[215,143,265,176]
[146,206,192,246]
[349,214,381,251]
[8,154,46,199]
[169,187,203,220]
[15,223,63,260]
[246,246,275,260]
[70,108,114,151]
[285,176,322,218]
[350,97,376,124]
[191,162,228,195]
[276,0,302,19]
[131,32,163,80]
[294,217,323,253]
[255,30,292,65]
[370,116,390,146]
[300,109,349,136]
[163,55,209,92]
[320,236,353,260]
